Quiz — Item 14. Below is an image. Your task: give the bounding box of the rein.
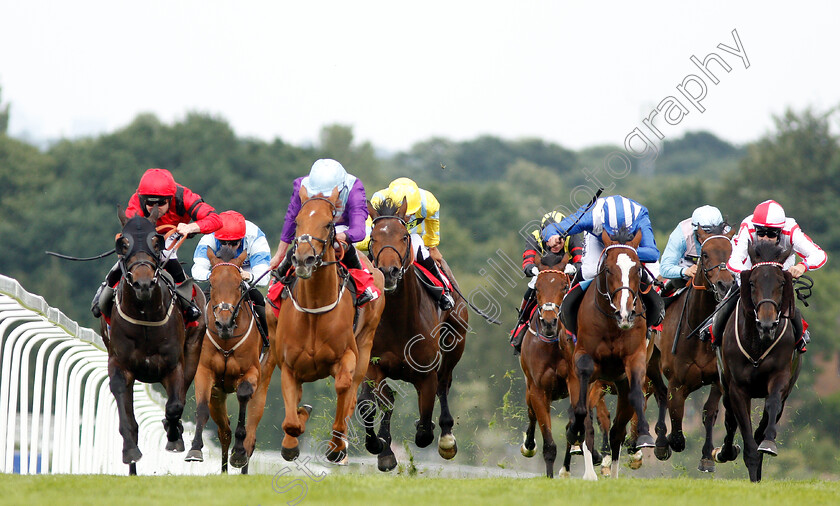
[206,261,252,340]
[529,269,568,343]
[595,245,643,322]
[114,283,177,326]
[690,234,731,291]
[369,215,413,282]
[288,276,348,314]
[733,298,790,367]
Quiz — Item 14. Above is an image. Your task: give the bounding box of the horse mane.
[752,240,786,263]
[372,197,403,217]
[607,226,635,244]
[216,245,238,262]
[706,222,729,235]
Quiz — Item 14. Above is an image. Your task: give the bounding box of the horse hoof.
[521,443,537,458]
[301,404,313,416]
[713,444,740,463]
[558,468,570,478]
[184,449,204,462]
[326,447,348,464]
[601,454,612,468]
[628,450,643,470]
[600,463,611,477]
[635,434,655,449]
[165,438,185,453]
[415,429,434,448]
[378,453,398,472]
[758,440,778,456]
[281,445,300,461]
[698,458,716,473]
[668,433,686,452]
[229,449,249,469]
[123,447,142,464]
[438,437,457,460]
[570,444,582,455]
[654,443,671,461]
[365,436,386,455]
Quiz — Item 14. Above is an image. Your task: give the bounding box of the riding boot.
[510,289,536,354]
[341,243,364,270]
[253,302,269,349]
[511,288,535,335]
[790,307,808,353]
[175,278,202,323]
[705,285,739,346]
[432,263,455,311]
[641,270,665,327]
[560,283,584,336]
[92,262,121,318]
[274,246,296,283]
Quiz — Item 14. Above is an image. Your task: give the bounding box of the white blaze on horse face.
[308,209,317,217]
[616,253,636,319]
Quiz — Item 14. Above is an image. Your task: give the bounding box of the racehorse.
[103,208,204,475]
[185,246,262,473]
[652,225,735,472]
[248,187,385,464]
[565,228,655,480]
[518,257,574,477]
[713,240,802,482]
[358,197,469,471]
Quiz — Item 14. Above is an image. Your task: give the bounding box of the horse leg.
[570,353,597,481]
[326,350,357,463]
[436,364,458,459]
[588,383,610,458]
[230,366,259,469]
[666,381,687,453]
[520,379,538,458]
[647,354,671,461]
[160,365,186,452]
[713,391,741,463]
[108,364,141,471]
[626,352,654,448]
[414,374,437,449]
[208,388,231,473]
[530,386,556,478]
[280,364,309,461]
[609,380,636,479]
[358,367,386,456]
[186,366,214,463]
[728,385,760,482]
[374,380,398,472]
[756,374,790,457]
[244,348,277,461]
[698,382,722,472]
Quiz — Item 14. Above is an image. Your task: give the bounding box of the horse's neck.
[684,287,718,328]
[390,266,426,326]
[297,263,341,307]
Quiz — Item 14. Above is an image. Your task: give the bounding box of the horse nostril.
[305,256,316,267]
[389,267,400,278]
[215,321,223,330]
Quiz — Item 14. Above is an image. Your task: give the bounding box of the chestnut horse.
[652,225,735,472]
[713,240,802,482]
[518,257,574,477]
[566,228,655,480]
[103,208,204,475]
[185,247,262,473]
[358,197,469,471]
[249,187,385,464]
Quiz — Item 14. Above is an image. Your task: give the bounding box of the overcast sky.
[2,1,838,152]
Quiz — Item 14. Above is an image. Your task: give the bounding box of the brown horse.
[518,257,574,477]
[103,208,204,475]
[358,197,469,471]
[652,226,735,472]
[713,240,801,482]
[565,228,655,480]
[248,187,385,464]
[185,246,262,473]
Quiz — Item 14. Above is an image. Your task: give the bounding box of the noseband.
[691,235,731,300]
[369,215,412,282]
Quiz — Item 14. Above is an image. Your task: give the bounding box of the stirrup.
[439,292,455,311]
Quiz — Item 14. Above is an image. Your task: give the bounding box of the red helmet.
[216,211,246,241]
[751,200,786,228]
[138,168,177,197]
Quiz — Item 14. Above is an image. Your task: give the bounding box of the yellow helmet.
[388,177,422,215]
[540,210,566,228]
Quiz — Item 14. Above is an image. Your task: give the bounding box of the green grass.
[1,474,838,506]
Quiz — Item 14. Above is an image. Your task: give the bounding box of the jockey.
[269,159,380,306]
[91,168,222,322]
[508,211,582,354]
[541,195,663,336]
[704,200,826,352]
[359,177,455,311]
[192,210,272,343]
[659,205,728,295]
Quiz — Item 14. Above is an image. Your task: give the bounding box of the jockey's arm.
[247,230,273,286]
[659,226,690,279]
[191,236,214,281]
[790,224,827,275]
[726,222,752,274]
[270,241,290,270]
[636,218,661,263]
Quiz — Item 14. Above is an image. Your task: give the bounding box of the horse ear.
[367,200,379,219]
[601,230,614,246]
[747,239,758,264]
[534,254,543,270]
[397,197,408,220]
[782,271,795,317]
[299,185,309,203]
[725,224,736,240]
[207,247,219,266]
[778,241,794,264]
[148,206,161,224]
[630,229,642,249]
[328,186,340,204]
[235,250,248,267]
[696,227,709,243]
[739,270,754,314]
[118,206,128,227]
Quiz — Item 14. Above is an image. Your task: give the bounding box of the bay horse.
[358,197,469,471]
[185,246,262,473]
[103,208,204,475]
[518,257,574,477]
[652,225,735,472]
[248,187,385,464]
[565,228,655,480]
[713,240,801,482]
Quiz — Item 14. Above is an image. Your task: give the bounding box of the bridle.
[206,261,253,340]
[749,261,786,328]
[529,269,568,343]
[293,196,340,270]
[595,244,643,322]
[691,234,731,300]
[368,214,412,284]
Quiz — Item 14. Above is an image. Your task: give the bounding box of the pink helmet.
[751,200,786,228]
[216,211,246,241]
[138,168,177,197]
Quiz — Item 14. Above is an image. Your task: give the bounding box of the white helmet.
[302,159,347,196]
[691,205,724,230]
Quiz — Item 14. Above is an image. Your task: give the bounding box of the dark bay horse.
[566,228,655,480]
[103,208,204,475]
[185,247,262,473]
[249,187,385,464]
[652,225,735,472]
[518,258,574,477]
[359,197,469,471]
[714,240,801,482]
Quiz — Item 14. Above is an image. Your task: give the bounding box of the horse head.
[116,207,165,303]
[599,227,643,330]
[293,186,339,279]
[208,246,248,339]
[743,240,795,341]
[695,224,736,301]
[367,197,412,292]
[533,256,570,339]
